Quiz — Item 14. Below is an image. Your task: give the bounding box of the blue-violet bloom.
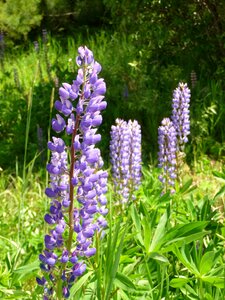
[110,119,142,203]
[158,118,177,194]
[37,46,108,299]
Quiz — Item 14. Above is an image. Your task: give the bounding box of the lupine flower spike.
[158,118,177,194]
[171,82,191,184]
[37,46,108,299]
[171,82,190,151]
[110,119,142,203]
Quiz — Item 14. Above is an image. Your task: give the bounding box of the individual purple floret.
[158,118,177,194]
[110,119,142,203]
[171,82,191,150]
[37,46,108,299]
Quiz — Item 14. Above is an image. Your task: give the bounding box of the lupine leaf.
[149,210,167,253]
[201,276,225,288]
[162,231,210,253]
[172,246,200,276]
[180,284,199,299]
[148,252,169,264]
[69,271,93,298]
[170,277,191,288]
[130,204,144,246]
[199,251,215,275]
[116,272,136,290]
[104,224,128,300]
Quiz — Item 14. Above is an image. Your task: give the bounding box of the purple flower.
[158,118,177,194]
[171,82,190,149]
[38,46,108,299]
[110,119,142,203]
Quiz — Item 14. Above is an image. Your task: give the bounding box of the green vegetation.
[0,1,225,299]
[0,164,224,299]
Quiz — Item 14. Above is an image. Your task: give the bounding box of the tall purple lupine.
[110,118,142,203]
[37,46,108,299]
[158,118,177,194]
[171,82,191,150]
[158,83,190,192]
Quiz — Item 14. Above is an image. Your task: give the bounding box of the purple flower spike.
[38,46,108,299]
[172,82,190,149]
[110,119,142,203]
[158,118,177,194]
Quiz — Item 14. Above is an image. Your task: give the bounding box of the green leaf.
[13,260,39,275]
[199,251,215,275]
[180,284,199,299]
[201,276,225,288]
[69,271,93,298]
[148,252,169,264]
[116,272,136,290]
[162,221,209,245]
[149,210,167,253]
[172,246,200,276]
[142,216,151,253]
[162,231,210,253]
[170,277,191,288]
[130,204,144,246]
[105,223,128,300]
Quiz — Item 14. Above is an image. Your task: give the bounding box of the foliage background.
[0,1,225,299]
[1,0,225,169]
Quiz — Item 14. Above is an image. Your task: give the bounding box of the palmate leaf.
[163,221,209,242]
[172,246,200,276]
[180,284,199,300]
[160,221,209,253]
[162,231,210,253]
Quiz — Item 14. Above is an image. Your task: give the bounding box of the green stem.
[67,114,80,253]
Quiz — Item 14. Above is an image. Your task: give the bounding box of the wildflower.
[110,119,142,203]
[171,82,190,150]
[158,118,177,194]
[37,46,108,299]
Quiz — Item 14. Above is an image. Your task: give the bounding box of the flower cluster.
[158,118,177,194]
[37,46,108,299]
[110,119,142,203]
[171,82,190,150]
[158,82,191,193]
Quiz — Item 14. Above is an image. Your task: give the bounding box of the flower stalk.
[37,46,108,299]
